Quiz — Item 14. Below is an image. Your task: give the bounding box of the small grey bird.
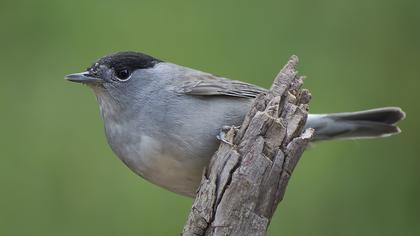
[66,52,405,197]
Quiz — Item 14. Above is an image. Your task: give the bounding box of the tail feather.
[307,107,405,141]
[329,107,405,125]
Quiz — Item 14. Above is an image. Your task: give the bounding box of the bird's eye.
[116,69,131,81]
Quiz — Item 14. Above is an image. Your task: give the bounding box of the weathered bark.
[182,55,313,236]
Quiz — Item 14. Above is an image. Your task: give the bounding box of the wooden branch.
[182,55,314,236]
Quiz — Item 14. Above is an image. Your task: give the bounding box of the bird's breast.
[105,123,205,197]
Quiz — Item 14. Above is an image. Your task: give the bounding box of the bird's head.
[65,51,163,117]
[66,51,162,87]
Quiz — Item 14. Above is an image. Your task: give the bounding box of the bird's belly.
[113,134,207,197]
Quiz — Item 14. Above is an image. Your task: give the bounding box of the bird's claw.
[217,132,233,145]
[216,125,239,146]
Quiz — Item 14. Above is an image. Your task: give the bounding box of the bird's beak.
[65,72,103,84]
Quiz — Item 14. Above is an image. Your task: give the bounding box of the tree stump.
[182,55,313,236]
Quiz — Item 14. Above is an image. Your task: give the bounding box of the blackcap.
[66,52,405,197]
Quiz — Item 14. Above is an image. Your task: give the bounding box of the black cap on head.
[89,51,162,73]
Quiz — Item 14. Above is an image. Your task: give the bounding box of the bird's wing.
[175,73,267,98]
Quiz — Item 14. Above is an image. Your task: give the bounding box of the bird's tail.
[306,107,405,141]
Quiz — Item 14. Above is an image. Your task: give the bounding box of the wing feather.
[176,74,267,98]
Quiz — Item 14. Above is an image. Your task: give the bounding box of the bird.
[65,51,405,197]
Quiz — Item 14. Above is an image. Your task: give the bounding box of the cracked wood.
[182,55,313,236]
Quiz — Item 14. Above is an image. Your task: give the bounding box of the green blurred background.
[0,0,419,235]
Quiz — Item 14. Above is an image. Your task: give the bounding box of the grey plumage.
[306,107,404,141]
[66,51,405,197]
